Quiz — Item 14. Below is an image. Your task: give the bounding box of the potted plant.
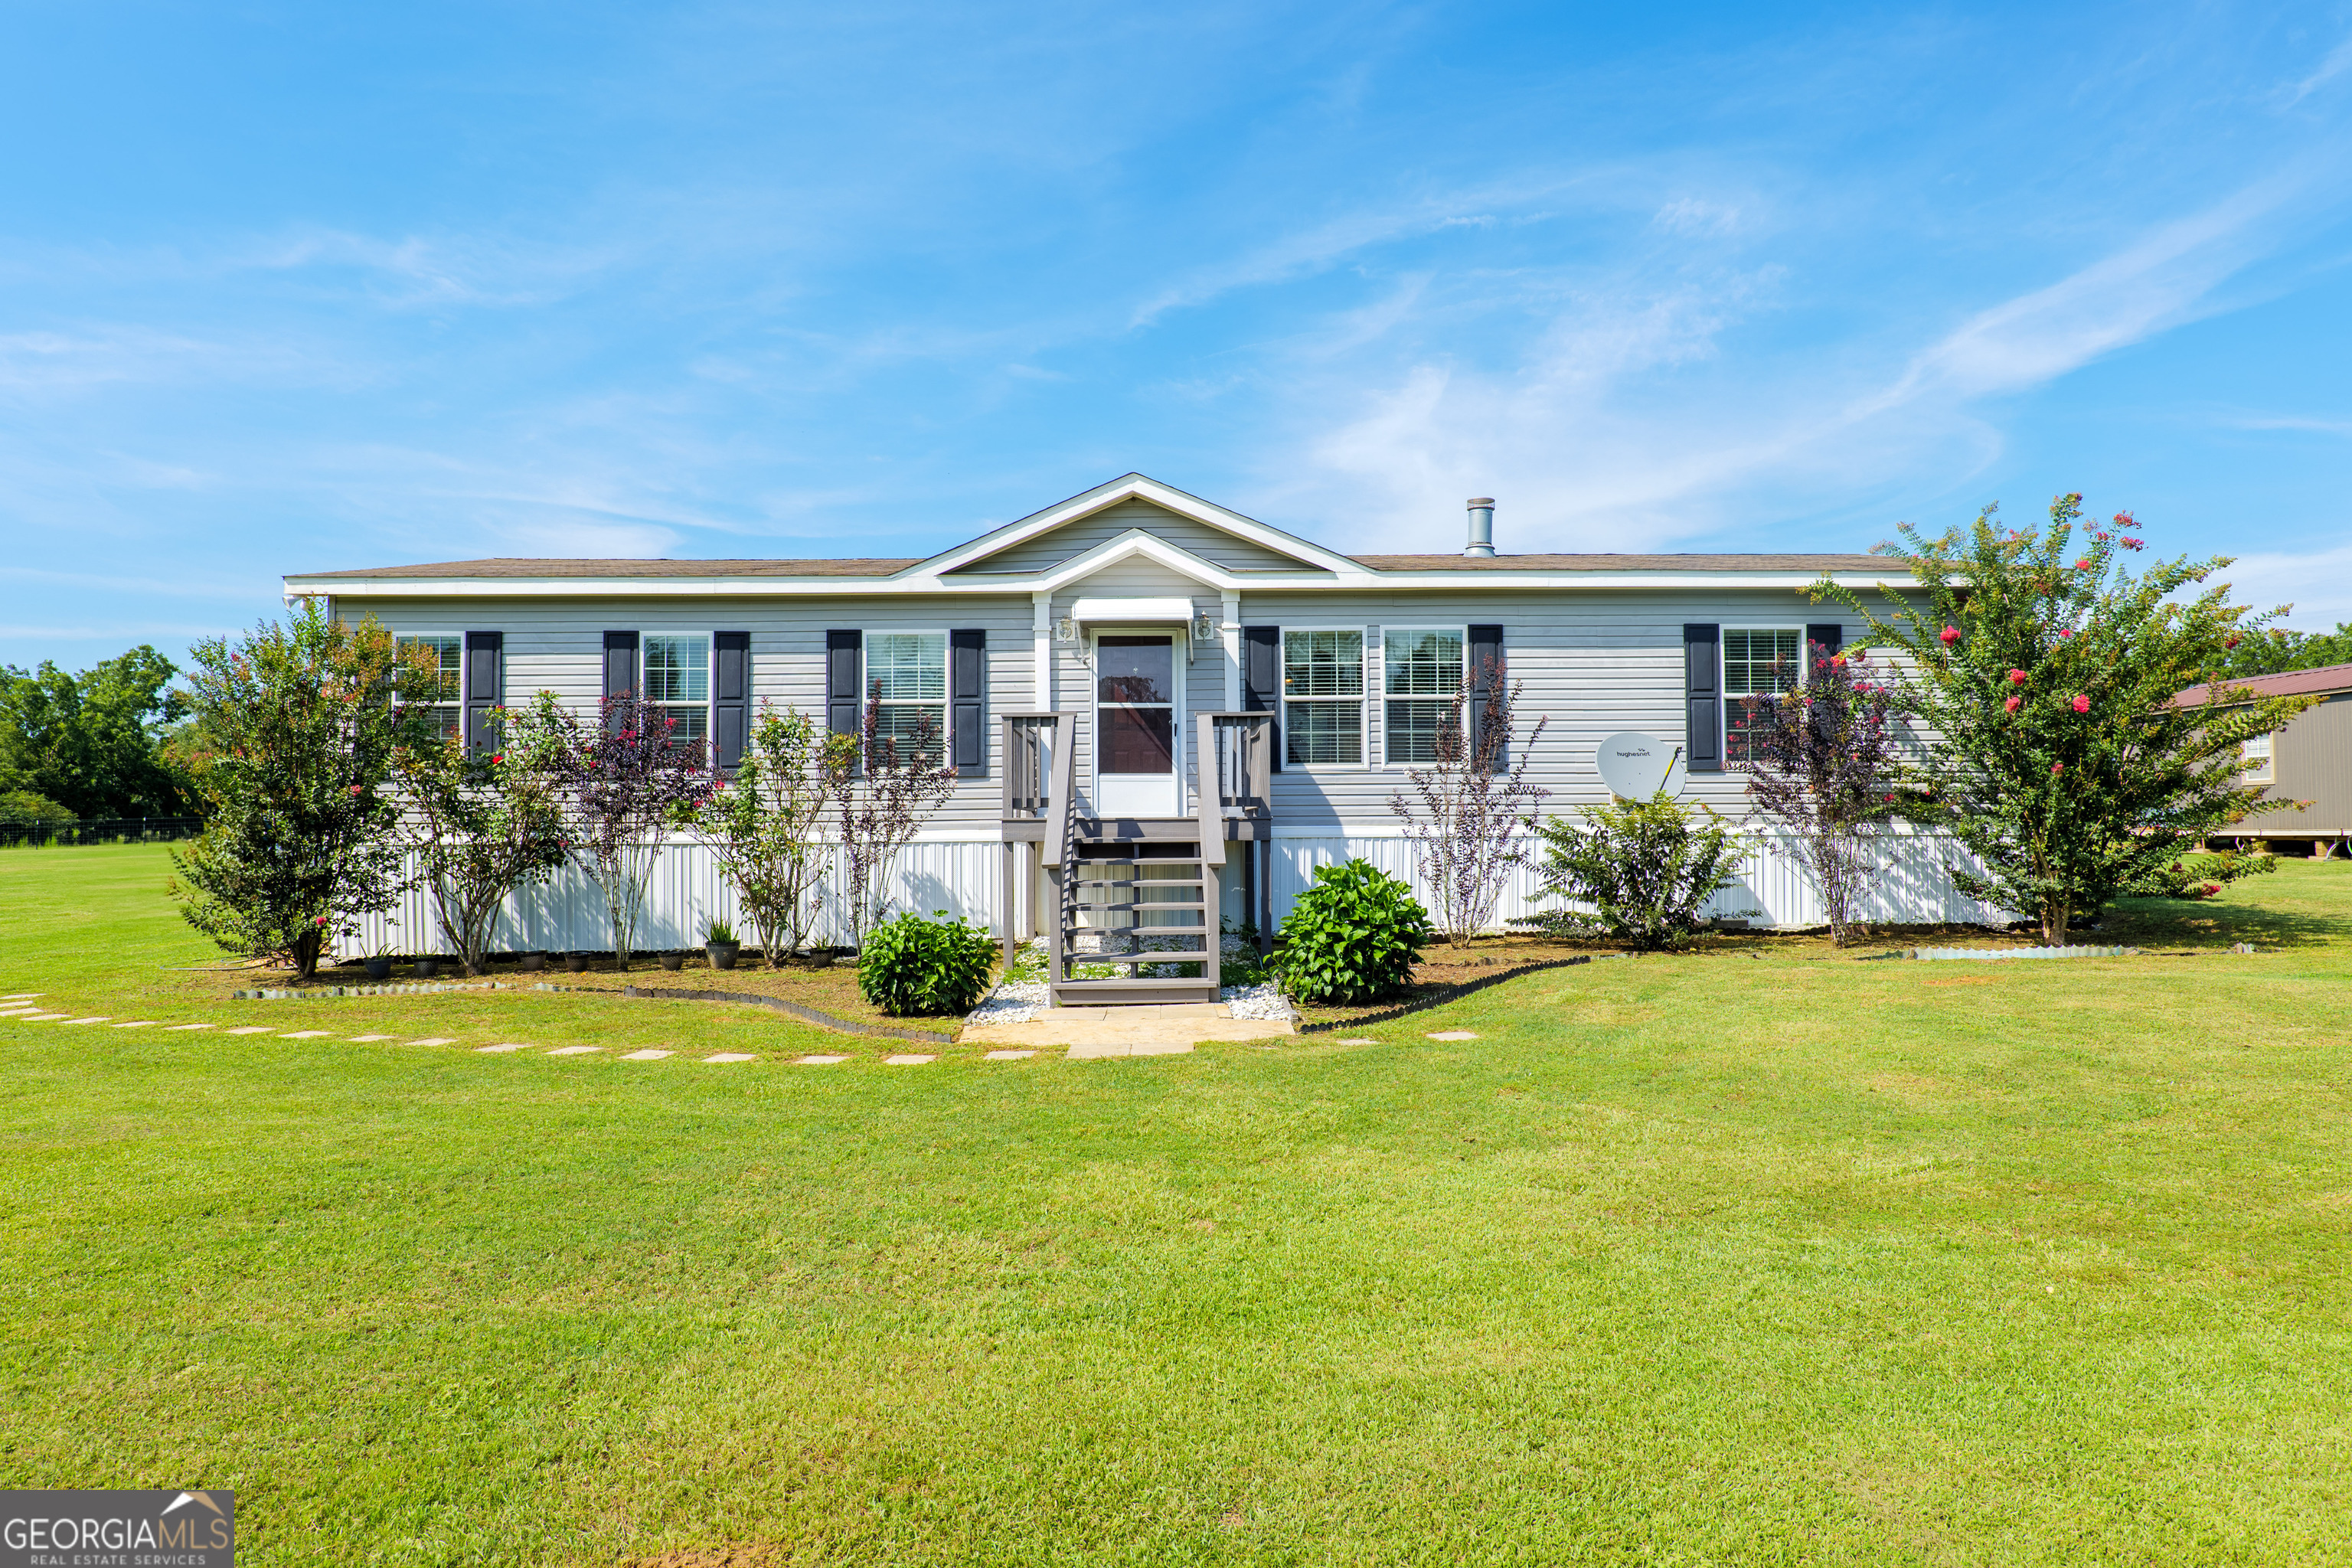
[363,943,396,982]
[564,951,592,973]
[705,918,740,972]
[413,954,440,979]
[658,951,685,971]
[518,952,548,973]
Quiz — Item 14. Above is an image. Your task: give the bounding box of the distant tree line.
[0,646,197,824]
[2214,619,2352,681]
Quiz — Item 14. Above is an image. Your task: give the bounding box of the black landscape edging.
[1297,953,1613,1034]
[620,985,955,1044]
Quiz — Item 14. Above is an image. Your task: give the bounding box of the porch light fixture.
[1194,610,1217,642]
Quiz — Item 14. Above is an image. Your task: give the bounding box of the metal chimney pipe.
[1464,497,1496,557]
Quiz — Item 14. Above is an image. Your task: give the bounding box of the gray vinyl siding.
[2238,691,2352,836]
[347,593,1034,835]
[1231,588,1906,829]
[949,498,1325,574]
[344,580,1909,837]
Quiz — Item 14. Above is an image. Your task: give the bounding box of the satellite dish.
[1595,732,1686,799]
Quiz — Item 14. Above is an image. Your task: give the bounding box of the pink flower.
[1883,792,1895,802]
[1939,626,1960,645]
[2057,629,2073,639]
[2074,557,2091,570]
[2071,694,2089,714]
[2113,511,2135,528]
[2008,668,2027,684]
[348,785,363,797]
[2051,762,2064,776]
[2004,695,2021,713]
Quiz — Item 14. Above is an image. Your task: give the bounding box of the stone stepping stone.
[110,1021,161,1029]
[279,1031,332,1039]
[546,1046,600,1056]
[348,1034,394,1041]
[225,1027,274,1035]
[475,1044,531,1054]
[0,1008,44,1018]
[704,1053,757,1064]
[982,1049,1036,1061]
[409,1037,458,1047]
[15,1013,67,1021]
[795,1054,849,1065]
[1424,1031,1479,1041]
[1338,1037,1380,1045]
[619,1049,673,1060]
[60,1017,109,1025]
[2,993,40,1000]
[884,1054,936,1066]
[165,1023,216,1031]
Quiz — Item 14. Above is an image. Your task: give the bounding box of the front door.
[1094,633,1181,817]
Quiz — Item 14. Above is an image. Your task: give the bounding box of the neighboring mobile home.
[2176,662,2352,857]
[286,473,2001,990]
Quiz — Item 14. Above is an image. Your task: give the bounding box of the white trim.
[635,629,716,746]
[1220,590,1241,711]
[1278,623,1372,772]
[394,630,466,733]
[296,567,1924,599]
[1720,623,1807,766]
[862,628,952,762]
[1066,595,1198,623]
[1377,624,1470,771]
[1089,625,1187,815]
[911,472,1354,577]
[1031,592,1052,711]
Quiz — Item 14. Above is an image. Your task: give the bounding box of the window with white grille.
[1282,629,1364,765]
[1723,627,1802,764]
[868,632,948,765]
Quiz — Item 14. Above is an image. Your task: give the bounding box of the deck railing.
[998,712,1068,826]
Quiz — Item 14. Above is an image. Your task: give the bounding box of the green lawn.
[3,845,2350,1564]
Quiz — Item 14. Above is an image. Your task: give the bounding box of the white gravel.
[965,938,1297,1025]
[1219,981,1295,1021]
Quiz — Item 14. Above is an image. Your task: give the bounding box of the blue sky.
[5,1,2352,671]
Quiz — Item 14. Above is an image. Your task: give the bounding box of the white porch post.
[1221,589,1241,710]
[1032,591,1053,710]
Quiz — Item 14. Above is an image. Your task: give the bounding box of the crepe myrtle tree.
[1817,493,2319,945]
[168,599,418,979]
[387,714,567,975]
[512,690,709,968]
[1739,642,1916,947]
[686,701,854,965]
[1387,657,1550,950]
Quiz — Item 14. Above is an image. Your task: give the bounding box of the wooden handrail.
[1042,714,1076,870]
[1195,712,1224,867]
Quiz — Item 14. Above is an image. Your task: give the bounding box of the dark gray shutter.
[713,631,750,771]
[825,630,862,738]
[602,631,638,732]
[1466,623,1504,762]
[1243,624,1281,773]
[950,629,987,778]
[463,631,502,756]
[1806,622,1844,671]
[1685,623,1721,773]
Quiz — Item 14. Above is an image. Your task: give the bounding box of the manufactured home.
[2177,662,2352,857]
[287,474,2001,997]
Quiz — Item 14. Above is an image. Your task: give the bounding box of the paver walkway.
[5,990,1311,1067]
[962,1001,1293,1054]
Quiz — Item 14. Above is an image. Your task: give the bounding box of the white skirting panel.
[350,838,1004,956]
[1266,827,2008,933]
[347,826,2007,956]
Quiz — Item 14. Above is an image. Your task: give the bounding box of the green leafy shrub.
[2127,848,2275,900]
[857,910,998,1016]
[705,916,738,944]
[1527,795,1748,950]
[1273,859,1432,1005]
[0,789,76,826]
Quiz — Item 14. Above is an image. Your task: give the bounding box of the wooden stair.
[1052,832,1220,1006]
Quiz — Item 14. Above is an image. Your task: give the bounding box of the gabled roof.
[2175,661,2352,707]
[914,473,1354,576]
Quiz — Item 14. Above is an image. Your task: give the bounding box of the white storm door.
[1093,633,1181,817]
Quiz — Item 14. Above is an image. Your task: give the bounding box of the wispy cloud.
[1279,164,2344,551]
[2213,542,2352,628]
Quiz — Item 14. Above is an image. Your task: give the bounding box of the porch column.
[1032,591,1053,710]
[1221,589,1241,710]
